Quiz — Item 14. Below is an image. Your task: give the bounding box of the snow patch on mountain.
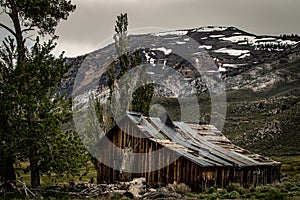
[255,37,277,41]
[239,53,251,59]
[223,64,238,68]
[275,39,299,46]
[220,35,256,43]
[199,45,212,50]
[176,41,186,45]
[152,47,172,55]
[220,35,299,51]
[219,66,226,72]
[209,35,225,38]
[153,30,188,36]
[196,26,228,32]
[214,48,250,56]
[223,63,248,68]
[64,26,300,101]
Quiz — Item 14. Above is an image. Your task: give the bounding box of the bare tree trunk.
[29,148,40,188]
[0,156,16,190]
[9,3,41,189]
[10,4,26,65]
[0,157,16,182]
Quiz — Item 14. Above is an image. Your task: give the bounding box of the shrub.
[217,188,227,195]
[226,183,244,194]
[249,187,256,193]
[207,186,217,194]
[228,191,240,199]
[282,181,297,192]
[197,192,220,199]
[264,190,286,200]
[257,185,272,193]
[254,188,287,200]
[242,192,253,199]
[206,192,219,199]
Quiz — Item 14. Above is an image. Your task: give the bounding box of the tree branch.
[22,24,35,33]
[24,35,37,43]
[22,28,34,33]
[0,22,16,37]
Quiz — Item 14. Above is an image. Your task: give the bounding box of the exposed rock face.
[256,120,282,140]
[65,27,300,156]
[62,26,300,101]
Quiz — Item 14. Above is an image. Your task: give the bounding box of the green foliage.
[207,186,217,194]
[0,36,91,184]
[107,60,117,93]
[131,83,154,116]
[0,37,18,155]
[114,13,128,57]
[222,59,300,156]
[190,174,300,199]
[107,13,130,113]
[105,13,154,117]
[0,0,91,188]
[0,0,76,36]
[226,183,244,195]
[228,190,240,199]
[95,97,114,133]
[255,187,286,200]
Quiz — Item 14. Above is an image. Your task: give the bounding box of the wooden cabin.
[96,112,281,192]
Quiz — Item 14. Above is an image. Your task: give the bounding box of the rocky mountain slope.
[61,26,300,156]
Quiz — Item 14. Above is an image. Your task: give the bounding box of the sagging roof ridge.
[125,112,280,167]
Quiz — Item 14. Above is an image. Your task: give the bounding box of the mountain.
[61,26,300,156]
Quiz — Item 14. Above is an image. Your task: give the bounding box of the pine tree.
[0,36,17,186]
[106,13,154,117]
[0,0,90,188]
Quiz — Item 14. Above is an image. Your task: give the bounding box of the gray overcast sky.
[46,0,300,57]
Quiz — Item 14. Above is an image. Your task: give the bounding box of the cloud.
[56,0,300,57]
[53,40,98,57]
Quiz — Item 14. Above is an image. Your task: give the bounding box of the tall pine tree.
[107,13,154,117]
[0,0,90,188]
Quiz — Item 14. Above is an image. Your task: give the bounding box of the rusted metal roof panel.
[149,138,216,167]
[127,114,165,139]
[184,123,280,166]
[174,122,263,166]
[150,118,234,166]
[125,112,279,167]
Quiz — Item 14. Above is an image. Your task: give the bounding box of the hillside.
[61,26,300,157]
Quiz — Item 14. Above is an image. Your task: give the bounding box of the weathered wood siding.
[96,116,281,192]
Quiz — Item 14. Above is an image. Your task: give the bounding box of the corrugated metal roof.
[125,111,280,167]
[150,118,234,166]
[174,122,266,166]
[185,123,280,165]
[149,138,217,167]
